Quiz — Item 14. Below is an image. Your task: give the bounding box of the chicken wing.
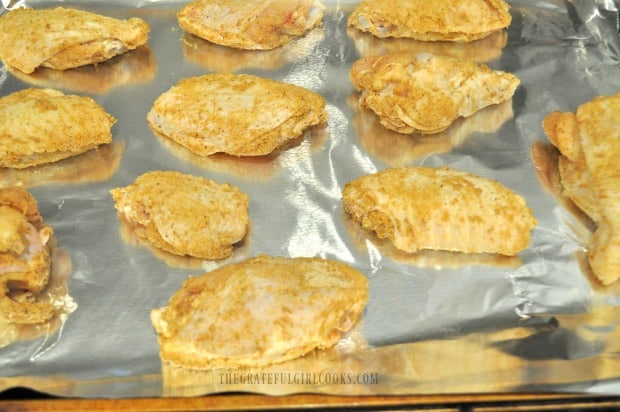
[147,73,327,157]
[0,88,116,169]
[177,0,324,50]
[0,7,150,74]
[110,170,249,260]
[0,187,54,324]
[150,254,368,369]
[542,93,620,285]
[350,53,519,134]
[342,167,537,256]
[347,0,511,43]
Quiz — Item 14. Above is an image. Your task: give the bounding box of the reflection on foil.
[152,124,327,180]
[7,45,157,94]
[116,214,251,270]
[161,324,555,397]
[153,129,280,180]
[0,375,75,398]
[0,141,125,188]
[341,209,522,269]
[0,246,76,352]
[492,306,620,389]
[349,95,514,166]
[183,28,324,72]
[161,324,372,397]
[347,28,507,63]
[531,141,594,231]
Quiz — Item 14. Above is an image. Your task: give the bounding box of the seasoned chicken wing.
[111,171,249,260]
[0,247,75,349]
[0,187,54,324]
[342,167,537,256]
[0,88,116,169]
[0,7,150,74]
[150,254,368,369]
[147,73,327,157]
[542,93,620,285]
[177,0,324,50]
[350,53,519,135]
[347,0,511,43]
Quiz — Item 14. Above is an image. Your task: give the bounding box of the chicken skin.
[0,88,116,169]
[177,0,324,50]
[0,187,54,324]
[543,93,620,285]
[347,0,511,43]
[342,167,537,256]
[350,53,519,134]
[0,7,150,74]
[111,171,249,260]
[147,73,327,157]
[150,255,368,369]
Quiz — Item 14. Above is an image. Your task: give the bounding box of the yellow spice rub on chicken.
[350,53,519,135]
[110,171,249,260]
[543,93,620,285]
[0,186,54,324]
[0,7,150,74]
[150,255,368,369]
[177,0,324,50]
[347,0,511,42]
[0,88,116,169]
[342,167,537,256]
[147,73,327,157]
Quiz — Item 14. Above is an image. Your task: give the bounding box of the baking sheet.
[0,0,619,398]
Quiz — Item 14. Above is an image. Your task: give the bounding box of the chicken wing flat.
[542,93,620,285]
[110,171,249,260]
[177,0,324,50]
[342,167,537,256]
[150,254,368,369]
[0,187,54,324]
[0,7,149,74]
[347,0,511,43]
[0,88,116,169]
[350,53,519,134]
[147,73,327,157]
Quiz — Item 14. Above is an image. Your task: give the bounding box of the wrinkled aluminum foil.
[0,0,619,398]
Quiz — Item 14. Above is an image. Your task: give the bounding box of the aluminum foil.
[1,0,619,398]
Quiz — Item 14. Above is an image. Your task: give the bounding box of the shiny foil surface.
[0,0,619,398]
